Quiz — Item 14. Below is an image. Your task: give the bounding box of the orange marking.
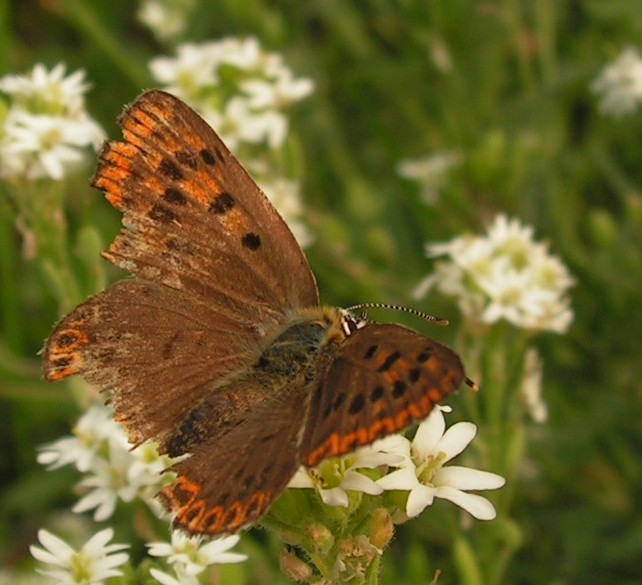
[367,418,396,441]
[224,501,248,531]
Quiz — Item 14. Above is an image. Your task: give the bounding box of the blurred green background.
[1,1,642,584]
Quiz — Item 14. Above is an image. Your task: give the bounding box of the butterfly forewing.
[300,323,466,467]
[94,89,318,318]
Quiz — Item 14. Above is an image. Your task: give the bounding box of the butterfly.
[43,90,474,535]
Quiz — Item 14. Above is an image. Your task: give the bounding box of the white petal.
[287,469,314,488]
[35,529,74,562]
[30,545,66,566]
[412,410,446,457]
[434,422,477,462]
[434,486,497,520]
[406,484,436,517]
[84,527,115,552]
[435,466,506,490]
[150,568,183,585]
[376,467,419,491]
[341,471,383,495]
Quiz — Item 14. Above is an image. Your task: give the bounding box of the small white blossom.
[148,532,246,585]
[592,47,642,118]
[288,436,405,506]
[424,214,574,333]
[149,37,313,150]
[39,404,173,521]
[377,407,505,520]
[30,528,128,585]
[0,63,90,115]
[137,0,195,43]
[241,68,314,110]
[397,150,462,204]
[0,63,104,181]
[38,405,126,473]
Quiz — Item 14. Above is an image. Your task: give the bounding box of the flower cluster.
[30,528,128,585]
[420,214,574,333]
[592,46,642,118]
[289,406,505,521]
[38,404,172,521]
[149,37,314,151]
[148,532,247,585]
[0,63,104,181]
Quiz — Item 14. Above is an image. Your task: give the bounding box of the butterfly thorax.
[252,307,348,385]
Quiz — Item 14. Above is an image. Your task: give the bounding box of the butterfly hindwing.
[300,323,466,467]
[159,378,310,535]
[43,279,265,450]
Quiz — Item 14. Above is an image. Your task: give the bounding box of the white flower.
[241,68,314,110]
[38,405,125,473]
[30,528,128,585]
[592,47,642,118]
[149,37,313,150]
[0,63,104,181]
[2,112,103,180]
[377,407,505,520]
[39,404,173,521]
[149,42,222,97]
[424,214,574,333]
[205,96,287,150]
[137,0,195,43]
[148,532,246,585]
[288,436,405,507]
[0,63,90,115]
[397,150,462,204]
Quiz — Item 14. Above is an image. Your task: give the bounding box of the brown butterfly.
[43,90,474,535]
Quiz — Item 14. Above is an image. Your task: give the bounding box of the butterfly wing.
[94,89,318,315]
[300,323,466,467]
[44,90,318,447]
[44,280,265,449]
[159,378,309,535]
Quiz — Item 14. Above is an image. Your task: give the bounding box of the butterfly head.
[339,308,369,336]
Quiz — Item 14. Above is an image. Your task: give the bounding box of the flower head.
[30,528,129,585]
[148,532,246,585]
[592,46,642,118]
[149,37,313,150]
[288,436,405,507]
[0,63,104,180]
[377,407,505,520]
[38,404,174,522]
[423,214,574,333]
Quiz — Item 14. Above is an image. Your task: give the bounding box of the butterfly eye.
[340,313,367,336]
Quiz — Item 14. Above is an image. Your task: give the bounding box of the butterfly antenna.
[346,303,481,392]
[344,303,450,327]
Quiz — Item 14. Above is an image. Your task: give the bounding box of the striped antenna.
[343,302,450,327]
